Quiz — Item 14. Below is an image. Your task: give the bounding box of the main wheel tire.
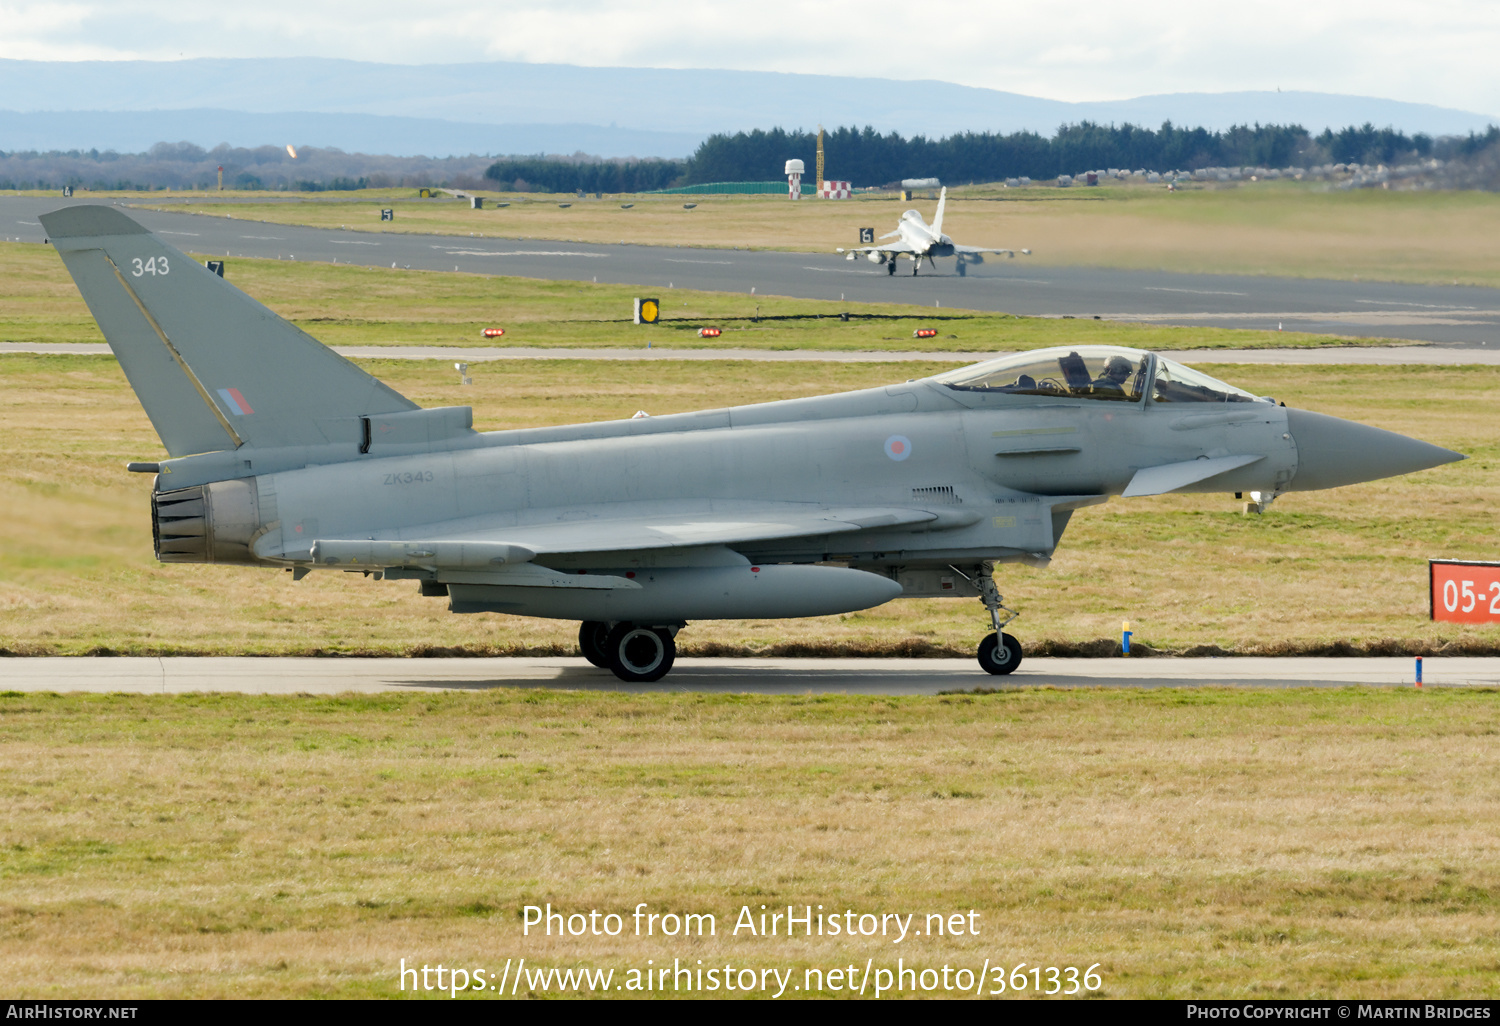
[977,632,1022,675]
[605,623,676,683]
[578,621,612,668]
[886,261,895,275]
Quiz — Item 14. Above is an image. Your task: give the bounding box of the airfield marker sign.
[1429,559,1500,623]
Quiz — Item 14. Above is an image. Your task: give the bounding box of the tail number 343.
[131,256,169,276]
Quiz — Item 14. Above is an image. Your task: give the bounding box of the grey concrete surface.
[7,195,1500,347]
[1,656,1490,695]
[6,342,1500,365]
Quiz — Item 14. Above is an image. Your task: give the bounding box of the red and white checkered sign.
[818,180,851,199]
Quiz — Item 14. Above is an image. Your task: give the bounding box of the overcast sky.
[3,1,1496,115]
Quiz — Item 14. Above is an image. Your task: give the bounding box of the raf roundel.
[884,435,912,461]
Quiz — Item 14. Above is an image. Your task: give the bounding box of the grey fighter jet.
[836,187,1030,276]
[41,206,1463,682]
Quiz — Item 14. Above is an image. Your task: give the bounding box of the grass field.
[127,181,1500,288]
[0,240,1363,352]
[5,190,1499,1002]
[1,687,1497,998]
[2,354,1493,658]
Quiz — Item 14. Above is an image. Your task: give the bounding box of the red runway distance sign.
[1430,560,1500,623]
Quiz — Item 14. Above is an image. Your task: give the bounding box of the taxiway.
[5,196,1500,347]
[1,656,1488,695]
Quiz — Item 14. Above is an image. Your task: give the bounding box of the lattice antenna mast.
[816,125,825,194]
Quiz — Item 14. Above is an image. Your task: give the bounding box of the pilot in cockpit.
[1091,355,1134,397]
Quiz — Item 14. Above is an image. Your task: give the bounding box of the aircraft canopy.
[933,346,1271,404]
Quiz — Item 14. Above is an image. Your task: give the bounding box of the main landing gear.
[948,563,1022,675]
[886,258,896,276]
[579,621,678,682]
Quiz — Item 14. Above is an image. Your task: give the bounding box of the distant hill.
[0,109,702,160]
[0,58,1495,158]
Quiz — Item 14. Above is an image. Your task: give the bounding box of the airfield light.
[913,328,938,339]
[698,327,722,338]
[481,328,505,338]
[455,362,472,386]
[1122,621,1132,656]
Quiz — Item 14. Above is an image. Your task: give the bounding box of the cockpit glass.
[933,346,1151,402]
[1151,358,1269,404]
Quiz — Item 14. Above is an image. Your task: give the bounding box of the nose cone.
[1286,408,1465,491]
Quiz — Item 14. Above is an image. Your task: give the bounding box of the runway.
[6,195,1500,347]
[1,656,1490,694]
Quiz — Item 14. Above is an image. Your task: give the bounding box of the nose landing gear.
[949,563,1022,675]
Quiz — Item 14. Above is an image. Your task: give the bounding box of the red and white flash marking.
[884,435,912,461]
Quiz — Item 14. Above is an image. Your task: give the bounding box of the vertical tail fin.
[39,205,418,458]
[930,186,948,237]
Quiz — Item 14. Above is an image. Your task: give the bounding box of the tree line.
[483,158,684,193]
[6,120,1492,193]
[680,122,1447,186]
[483,121,1493,193]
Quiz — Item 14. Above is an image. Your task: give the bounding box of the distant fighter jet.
[837,186,1030,276]
[42,206,1463,682]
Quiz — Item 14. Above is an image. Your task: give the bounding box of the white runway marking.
[1145,286,1250,296]
[1356,299,1477,309]
[664,258,734,265]
[438,249,609,258]
[327,239,380,245]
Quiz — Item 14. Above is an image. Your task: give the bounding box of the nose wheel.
[950,562,1022,675]
[978,632,1022,674]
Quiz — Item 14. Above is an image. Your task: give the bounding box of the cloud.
[0,0,1496,115]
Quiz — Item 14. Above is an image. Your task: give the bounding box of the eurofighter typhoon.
[836,187,1029,276]
[42,206,1463,682]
